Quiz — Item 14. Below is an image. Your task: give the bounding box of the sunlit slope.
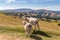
[0,13,60,40]
[0,13,22,27]
[0,13,60,33]
[39,20,60,35]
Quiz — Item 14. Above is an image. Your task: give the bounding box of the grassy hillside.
[0,13,23,27]
[0,13,60,40]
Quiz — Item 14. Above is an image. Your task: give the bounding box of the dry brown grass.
[0,13,60,40]
[0,13,23,28]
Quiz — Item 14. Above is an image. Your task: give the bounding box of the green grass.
[0,26,25,33]
[0,26,60,40]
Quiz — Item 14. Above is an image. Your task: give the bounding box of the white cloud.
[34,5,60,11]
[6,0,15,4]
[0,5,60,11]
[25,5,60,11]
[32,0,57,2]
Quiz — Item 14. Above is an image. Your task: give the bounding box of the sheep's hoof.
[26,34,31,37]
[32,30,37,34]
[28,35,31,37]
[26,35,31,37]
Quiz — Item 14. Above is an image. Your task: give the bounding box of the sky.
[0,0,60,11]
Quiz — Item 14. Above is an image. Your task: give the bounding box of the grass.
[0,26,25,33]
[0,13,60,40]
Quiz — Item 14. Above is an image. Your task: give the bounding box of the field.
[0,13,60,40]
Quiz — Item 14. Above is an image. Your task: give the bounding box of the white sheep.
[22,16,40,30]
[22,21,32,36]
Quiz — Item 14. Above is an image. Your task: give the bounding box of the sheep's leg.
[34,23,37,30]
[35,26,36,30]
[26,27,32,37]
[33,24,37,33]
[36,21,40,31]
[36,24,40,31]
[25,29,29,36]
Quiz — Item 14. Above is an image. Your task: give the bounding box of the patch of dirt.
[0,32,35,40]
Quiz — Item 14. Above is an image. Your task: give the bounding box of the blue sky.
[0,0,60,11]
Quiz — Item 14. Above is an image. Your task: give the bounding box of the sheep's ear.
[22,21,26,25]
[25,18,29,22]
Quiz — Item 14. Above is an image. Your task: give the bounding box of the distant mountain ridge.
[53,11,60,14]
[3,8,34,12]
[2,8,60,18]
[3,8,60,14]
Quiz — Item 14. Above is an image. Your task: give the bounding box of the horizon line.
[0,8,60,11]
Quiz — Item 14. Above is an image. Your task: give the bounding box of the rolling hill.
[0,13,60,40]
[2,8,60,19]
[2,8,60,14]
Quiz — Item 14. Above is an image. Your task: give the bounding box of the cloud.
[6,0,15,4]
[34,5,60,11]
[32,0,57,2]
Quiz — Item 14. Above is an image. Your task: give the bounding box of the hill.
[2,8,60,19]
[54,11,60,14]
[3,8,33,12]
[2,8,60,15]
[0,13,60,40]
[0,13,22,28]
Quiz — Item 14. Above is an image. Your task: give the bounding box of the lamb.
[22,21,32,36]
[22,16,40,30]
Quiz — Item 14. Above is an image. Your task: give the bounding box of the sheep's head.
[22,17,29,22]
[22,21,26,25]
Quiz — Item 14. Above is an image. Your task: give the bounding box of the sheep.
[22,21,32,36]
[22,16,40,31]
